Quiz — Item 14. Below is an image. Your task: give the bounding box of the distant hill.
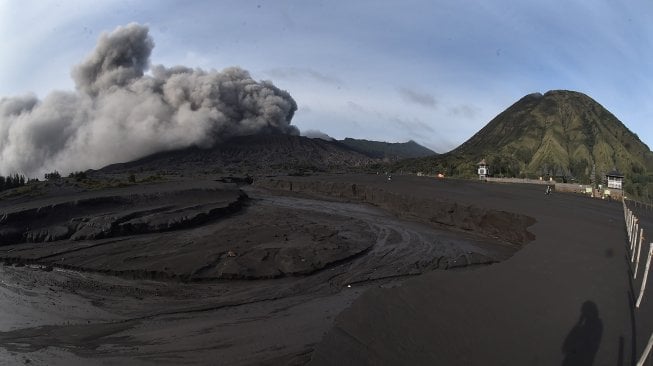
[99,134,376,176]
[395,90,653,198]
[339,138,437,160]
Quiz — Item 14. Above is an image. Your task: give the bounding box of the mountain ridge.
[99,134,376,176]
[338,138,437,160]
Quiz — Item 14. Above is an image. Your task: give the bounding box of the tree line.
[0,174,27,192]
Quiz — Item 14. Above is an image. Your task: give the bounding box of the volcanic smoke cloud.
[0,23,298,178]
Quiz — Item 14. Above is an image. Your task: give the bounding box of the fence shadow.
[562,301,603,366]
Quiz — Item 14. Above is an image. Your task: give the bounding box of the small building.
[606,170,624,190]
[477,159,489,180]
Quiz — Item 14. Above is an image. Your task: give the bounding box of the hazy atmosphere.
[1,0,651,161]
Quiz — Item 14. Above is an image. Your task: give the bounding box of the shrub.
[45,171,61,181]
[68,171,87,181]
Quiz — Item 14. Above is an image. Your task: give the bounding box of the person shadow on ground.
[562,301,603,366]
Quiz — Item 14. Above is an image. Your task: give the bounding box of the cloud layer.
[0,23,297,177]
[397,88,437,108]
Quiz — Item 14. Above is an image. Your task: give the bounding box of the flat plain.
[0,173,649,365]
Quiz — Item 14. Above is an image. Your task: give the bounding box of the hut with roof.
[603,169,624,200]
[606,170,624,190]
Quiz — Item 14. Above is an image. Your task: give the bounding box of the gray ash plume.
[0,23,297,178]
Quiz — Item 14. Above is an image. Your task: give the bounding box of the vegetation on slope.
[394,90,653,200]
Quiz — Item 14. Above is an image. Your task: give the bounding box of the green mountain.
[395,90,653,199]
[339,138,437,160]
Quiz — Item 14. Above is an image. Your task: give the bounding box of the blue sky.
[1,0,651,153]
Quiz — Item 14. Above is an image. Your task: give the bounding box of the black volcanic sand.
[268,174,649,366]
[0,177,526,365]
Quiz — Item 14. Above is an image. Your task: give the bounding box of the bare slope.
[339,138,437,160]
[99,134,376,176]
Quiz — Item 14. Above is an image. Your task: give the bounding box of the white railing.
[623,199,653,365]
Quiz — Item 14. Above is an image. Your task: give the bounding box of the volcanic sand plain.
[0,174,647,365]
[298,174,651,366]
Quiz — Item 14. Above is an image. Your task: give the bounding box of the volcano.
[98,134,377,176]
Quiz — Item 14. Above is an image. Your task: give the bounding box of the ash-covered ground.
[0,174,531,365]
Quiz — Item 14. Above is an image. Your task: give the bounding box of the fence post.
[630,211,634,231]
[635,229,644,278]
[629,213,635,237]
[631,221,638,251]
[636,332,653,366]
[632,215,636,238]
[632,225,641,261]
[636,245,653,308]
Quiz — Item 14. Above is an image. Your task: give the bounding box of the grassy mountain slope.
[395,90,653,199]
